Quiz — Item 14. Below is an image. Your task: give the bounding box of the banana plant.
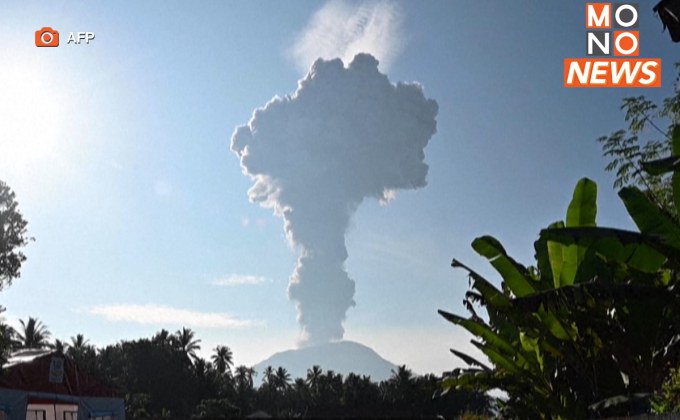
[441,128,680,418]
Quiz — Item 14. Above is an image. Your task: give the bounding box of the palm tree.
[193,357,208,376]
[320,369,343,409]
[291,377,310,401]
[16,317,50,349]
[53,338,66,353]
[260,365,278,411]
[274,366,291,391]
[234,365,257,414]
[211,345,233,375]
[387,365,415,404]
[152,329,172,346]
[67,334,91,360]
[234,365,256,390]
[390,365,414,388]
[0,323,16,364]
[342,373,379,414]
[70,334,89,350]
[306,365,323,391]
[174,327,201,361]
[0,306,17,361]
[262,365,275,385]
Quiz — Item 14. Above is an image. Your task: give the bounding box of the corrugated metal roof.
[0,350,119,398]
[4,349,54,369]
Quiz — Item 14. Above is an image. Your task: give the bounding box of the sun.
[0,55,65,178]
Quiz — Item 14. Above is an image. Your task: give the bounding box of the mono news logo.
[564,3,662,88]
[586,3,639,56]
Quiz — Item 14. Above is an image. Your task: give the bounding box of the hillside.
[254,341,397,382]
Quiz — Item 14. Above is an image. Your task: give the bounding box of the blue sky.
[0,1,677,375]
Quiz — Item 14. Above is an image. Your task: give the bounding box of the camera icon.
[35,27,59,47]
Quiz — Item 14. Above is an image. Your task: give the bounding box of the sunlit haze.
[1,0,677,378]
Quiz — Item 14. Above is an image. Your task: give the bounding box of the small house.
[0,349,124,420]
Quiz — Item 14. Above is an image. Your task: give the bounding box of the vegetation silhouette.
[16,317,51,350]
[0,326,488,418]
[441,66,680,418]
[0,180,32,290]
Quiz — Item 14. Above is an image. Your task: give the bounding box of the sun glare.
[0,56,65,179]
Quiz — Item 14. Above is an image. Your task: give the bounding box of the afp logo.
[35,26,96,47]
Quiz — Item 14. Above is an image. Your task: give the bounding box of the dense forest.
[0,322,489,418]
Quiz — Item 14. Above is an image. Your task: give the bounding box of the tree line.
[0,319,489,418]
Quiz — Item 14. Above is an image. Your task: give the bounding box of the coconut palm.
[234,365,256,390]
[52,338,66,353]
[211,345,233,375]
[152,329,172,347]
[262,365,275,385]
[16,317,50,349]
[0,307,17,353]
[70,333,89,350]
[306,365,323,390]
[274,366,291,391]
[66,334,91,359]
[292,377,308,393]
[174,327,201,361]
[233,365,257,414]
[390,365,414,387]
[387,365,415,404]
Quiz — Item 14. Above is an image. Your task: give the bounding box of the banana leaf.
[619,187,680,250]
[540,227,670,273]
[449,349,491,371]
[472,236,535,297]
[438,310,515,356]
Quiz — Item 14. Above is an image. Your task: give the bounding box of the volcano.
[253,341,397,382]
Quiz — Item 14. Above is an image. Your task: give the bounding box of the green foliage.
[16,317,51,349]
[192,398,240,418]
[212,345,233,375]
[440,173,680,418]
[0,321,16,366]
[174,327,201,362]
[0,180,32,289]
[652,367,680,414]
[125,393,152,418]
[598,64,680,215]
[65,333,97,374]
[442,69,680,418]
[458,413,491,420]
[0,326,487,418]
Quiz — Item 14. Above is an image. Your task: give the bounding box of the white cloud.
[290,0,404,73]
[87,304,257,329]
[211,274,267,286]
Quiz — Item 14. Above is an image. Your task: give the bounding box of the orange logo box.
[613,31,639,56]
[35,26,59,47]
[586,31,639,56]
[564,58,661,88]
[586,3,639,29]
[586,3,612,28]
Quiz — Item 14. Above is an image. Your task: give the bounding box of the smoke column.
[231,54,438,345]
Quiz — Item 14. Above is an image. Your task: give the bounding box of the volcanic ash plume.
[231,54,438,345]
